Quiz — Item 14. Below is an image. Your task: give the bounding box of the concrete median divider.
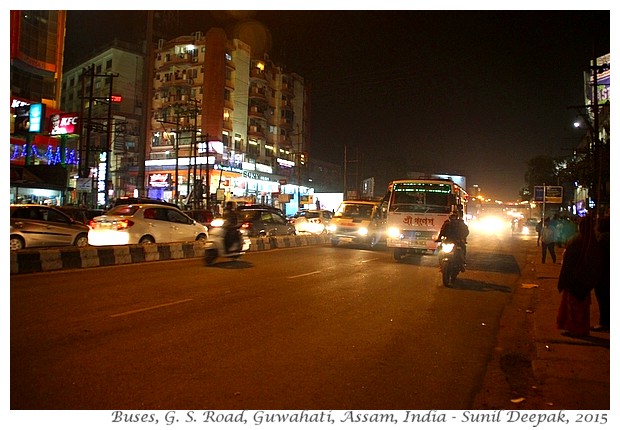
[10,234,332,275]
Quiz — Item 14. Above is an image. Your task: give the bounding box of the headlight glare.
[388,227,400,238]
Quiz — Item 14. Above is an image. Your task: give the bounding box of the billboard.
[586,53,610,106]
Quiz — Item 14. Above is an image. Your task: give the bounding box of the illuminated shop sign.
[149,173,171,188]
[242,171,271,182]
[256,163,273,174]
[13,105,31,134]
[50,113,79,135]
[276,158,295,168]
[28,104,45,133]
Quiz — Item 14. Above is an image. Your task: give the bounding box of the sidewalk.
[474,246,611,410]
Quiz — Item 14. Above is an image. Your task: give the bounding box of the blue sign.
[28,103,45,133]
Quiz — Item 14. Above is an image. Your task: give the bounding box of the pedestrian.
[540,218,557,263]
[562,217,578,244]
[592,216,610,331]
[556,215,603,337]
[552,214,564,247]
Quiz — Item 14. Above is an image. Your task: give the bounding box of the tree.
[522,156,559,200]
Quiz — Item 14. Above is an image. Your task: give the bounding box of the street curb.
[10,234,332,275]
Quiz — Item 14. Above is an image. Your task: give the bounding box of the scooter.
[204,218,251,265]
[438,239,465,287]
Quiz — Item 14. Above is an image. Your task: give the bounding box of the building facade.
[146,28,312,215]
[61,39,145,206]
[10,10,69,205]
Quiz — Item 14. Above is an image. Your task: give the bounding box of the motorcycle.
[438,239,465,287]
[204,218,251,265]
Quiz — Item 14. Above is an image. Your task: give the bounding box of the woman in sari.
[556,215,603,337]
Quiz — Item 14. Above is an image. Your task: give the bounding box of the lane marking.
[360,258,379,263]
[109,299,193,318]
[287,270,322,279]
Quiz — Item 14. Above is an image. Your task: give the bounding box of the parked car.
[328,200,385,248]
[184,209,214,229]
[112,196,180,209]
[88,204,208,246]
[237,204,286,217]
[237,207,296,237]
[56,206,105,224]
[10,204,90,250]
[291,209,333,234]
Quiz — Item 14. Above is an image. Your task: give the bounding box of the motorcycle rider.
[222,201,240,253]
[438,211,469,271]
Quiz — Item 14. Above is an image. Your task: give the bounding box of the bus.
[380,178,468,260]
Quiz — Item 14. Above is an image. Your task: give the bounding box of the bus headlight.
[388,227,401,238]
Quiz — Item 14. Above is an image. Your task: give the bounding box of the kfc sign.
[50,113,79,135]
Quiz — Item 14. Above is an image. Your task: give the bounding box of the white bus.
[380,178,468,260]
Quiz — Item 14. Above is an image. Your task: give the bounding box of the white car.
[88,204,208,246]
[291,209,333,234]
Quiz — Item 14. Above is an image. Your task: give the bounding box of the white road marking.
[109,299,193,318]
[287,270,322,279]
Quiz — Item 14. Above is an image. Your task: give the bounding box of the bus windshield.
[389,182,452,214]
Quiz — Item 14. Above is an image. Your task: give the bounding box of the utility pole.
[343,145,359,199]
[138,10,155,198]
[79,64,119,208]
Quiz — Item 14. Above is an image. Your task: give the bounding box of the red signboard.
[50,113,79,135]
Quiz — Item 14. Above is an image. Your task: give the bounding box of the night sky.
[63,8,611,201]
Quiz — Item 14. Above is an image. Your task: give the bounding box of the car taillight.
[116,219,134,230]
[241,222,251,229]
[89,220,97,228]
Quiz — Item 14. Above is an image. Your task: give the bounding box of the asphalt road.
[10,226,530,413]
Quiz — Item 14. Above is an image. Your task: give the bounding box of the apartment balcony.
[223,119,233,131]
[248,125,266,138]
[278,135,293,146]
[279,118,294,131]
[280,81,295,96]
[249,86,267,100]
[248,105,266,120]
[157,77,193,90]
[250,68,268,83]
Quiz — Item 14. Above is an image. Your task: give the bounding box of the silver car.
[88,204,208,246]
[10,204,90,250]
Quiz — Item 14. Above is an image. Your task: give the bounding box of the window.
[166,209,188,224]
[106,59,112,69]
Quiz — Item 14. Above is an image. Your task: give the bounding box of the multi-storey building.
[147,28,311,214]
[10,10,69,205]
[61,39,145,206]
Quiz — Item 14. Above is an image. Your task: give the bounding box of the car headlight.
[327,224,337,232]
[388,227,401,238]
[358,227,368,236]
[210,218,225,227]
